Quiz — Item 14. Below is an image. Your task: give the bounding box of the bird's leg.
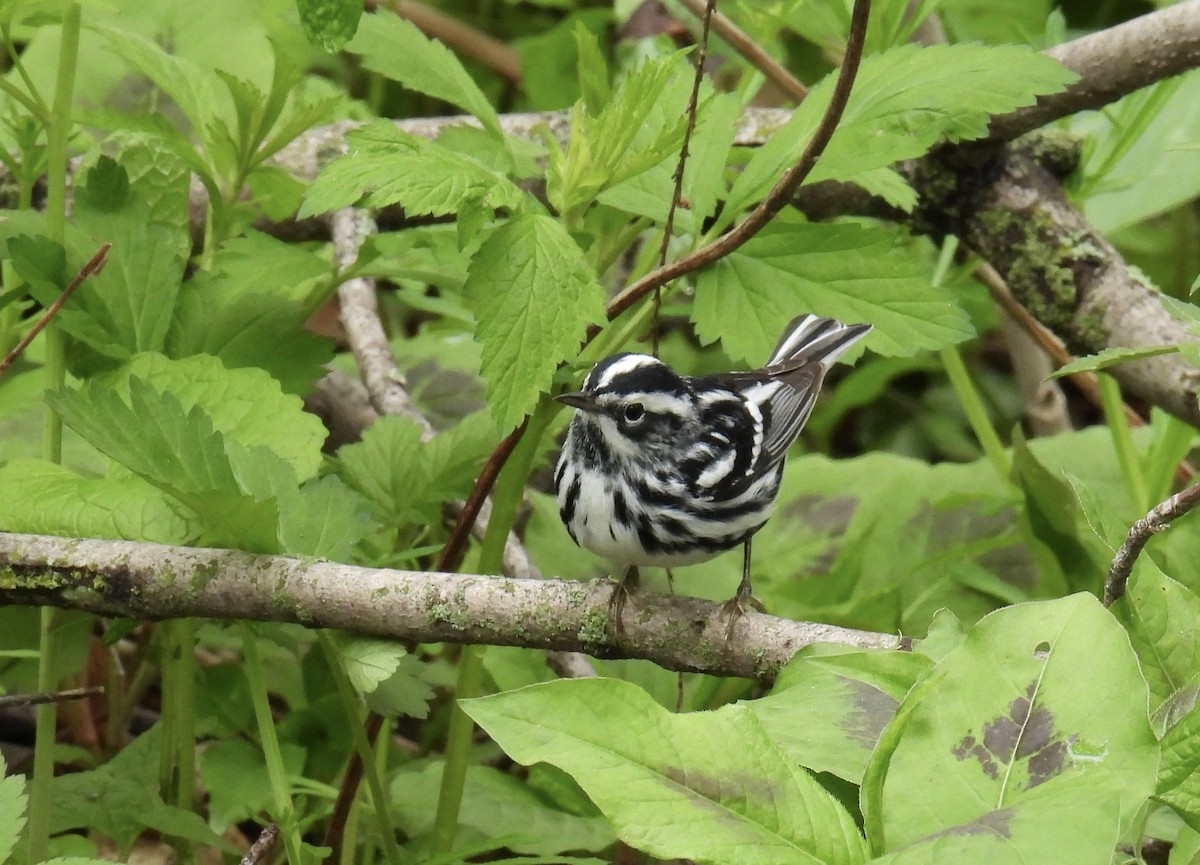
[609,565,640,639]
[665,568,676,594]
[721,538,765,641]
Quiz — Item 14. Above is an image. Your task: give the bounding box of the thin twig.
[676,0,808,101]
[1104,481,1200,606]
[604,0,870,322]
[440,0,872,570]
[239,824,280,865]
[0,242,110,378]
[0,685,104,709]
[322,712,384,860]
[654,0,716,356]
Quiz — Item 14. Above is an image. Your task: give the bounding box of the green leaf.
[864,594,1157,852]
[749,646,931,785]
[0,458,199,544]
[694,222,973,363]
[110,353,327,481]
[335,413,494,528]
[297,0,362,52]
[47,376,286,552]
[549,53,691,220]
[51,726,229,856]
[92,24,220,136]
[1158,700,1200,830]
[104,132,193,259]
[200,738,306,832]
[1048,344,1181,378]
[466,215,606,431]
[345,11,502,137]
[723,44,1076,221]
[1112,562,1200,725]
[278,475,369,560]
[325,631,408,694]
[0,751,26,865]
[299,119,527,219]
[389,762,616,854]
[464,678,870,865]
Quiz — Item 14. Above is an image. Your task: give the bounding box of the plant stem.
[941,346,1010,482]
[1099,373,1150,513]
[242,625,306,865]
[430,403,555,855]
[174,620,196,813]
[317,632,402,865]
[28,7,81,863]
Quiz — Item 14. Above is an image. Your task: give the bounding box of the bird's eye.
[622,403,645,424]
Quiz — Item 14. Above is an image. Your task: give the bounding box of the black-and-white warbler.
[553,314,871,634]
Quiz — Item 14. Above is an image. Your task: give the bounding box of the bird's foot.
[608,566,640,641]
[719,592,766,643]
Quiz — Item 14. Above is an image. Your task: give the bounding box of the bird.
[553,314,871,639]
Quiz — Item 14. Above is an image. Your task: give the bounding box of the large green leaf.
[863,594,1157,852]
[0,751,25,865]
[694,222,973,363]
[466,214,606,431]
[464,678,869,865]
[1157,699,1200,830]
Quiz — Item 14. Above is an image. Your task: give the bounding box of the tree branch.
[0,532,903,682]
[988,0,1200,142]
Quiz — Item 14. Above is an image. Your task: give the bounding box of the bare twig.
[676,0,808,100]
[0,532,905,681]
[239,824,280,865]
[606,0,871,322]
[323,712,384,859]
[655,0,716,355]
[0,242,110,378]
[1104,481,1200,606]
[0,685,104,709]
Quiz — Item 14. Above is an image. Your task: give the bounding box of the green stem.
[317,633,402,865]
[1098,373,1150,514]
[430,404,556,855]
[174,620,196,814]
[242,625,306,865]
[157,625,178,801]
[28,9,82,863]
[940,345,1009,482]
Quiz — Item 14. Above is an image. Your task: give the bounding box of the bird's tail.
[766,314,872,371]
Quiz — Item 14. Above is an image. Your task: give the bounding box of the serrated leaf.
[0,751,26,865]
[109,353,327,481]
[1048,344,1181,378]
[466,215,606,430]
[0,458,199,543]
[104,132,192,258]
[694,222,973,362]
[864,594,1157,851]
[53,158,188,369]
[200,739,307,832]
[297,0,362,52]
[299,119,527,219]
[363,654,435,717]
[389,762,616,854]
[326,632,408,694]
[47,376,287,552]
[335,412,494,528]
[465,678,869,865]
[346,11,502,137]
[277,475,368,560]
[723,44,1076,222]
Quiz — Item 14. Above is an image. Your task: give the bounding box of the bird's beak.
[555,391,599,412]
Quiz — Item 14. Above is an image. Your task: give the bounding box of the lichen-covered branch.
[914,144,1200,428]
[0,532,903,681]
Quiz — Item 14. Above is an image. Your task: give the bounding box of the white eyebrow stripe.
[592,354,660,390]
